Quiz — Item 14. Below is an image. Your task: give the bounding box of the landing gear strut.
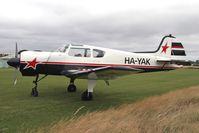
[81,80,96,101]
[31,74,48,97]
[31,74,39,97]
[67,78,76,92]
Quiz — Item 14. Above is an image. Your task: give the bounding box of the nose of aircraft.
[7,58,20,68]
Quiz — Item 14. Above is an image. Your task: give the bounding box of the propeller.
[7,43,20,86]
[13,43,19,85]
[15,42,18,58]
[13,67,18,86]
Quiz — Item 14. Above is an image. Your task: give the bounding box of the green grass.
[0,69,199,133]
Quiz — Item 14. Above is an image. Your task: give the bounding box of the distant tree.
[194,60,199,66]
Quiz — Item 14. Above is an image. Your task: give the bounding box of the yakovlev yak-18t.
[7,35,186,100]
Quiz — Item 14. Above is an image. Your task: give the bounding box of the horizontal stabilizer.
[156,56,187,63]
[156,57,171,62]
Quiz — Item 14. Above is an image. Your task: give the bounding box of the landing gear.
[67,84,76,92]
[67,78,76,92]
[81,91,93,101]
[31,74,39,97]
[31,86,38,97]
[81,79,96,101]
[30,74,47,97]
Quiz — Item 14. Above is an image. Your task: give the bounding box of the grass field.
[0,68,199,133]
[46,85,199,133]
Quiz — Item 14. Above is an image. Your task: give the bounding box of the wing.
[61,66,143,80]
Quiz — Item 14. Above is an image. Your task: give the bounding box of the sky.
[0,0,198,60]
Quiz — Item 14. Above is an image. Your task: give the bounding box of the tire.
[31,87,38,97]
[81,91,93,101]
[67,84,76,92]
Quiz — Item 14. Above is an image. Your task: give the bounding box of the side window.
[93,49,105,58]
[69,48,91,57]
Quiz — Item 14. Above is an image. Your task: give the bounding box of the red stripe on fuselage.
[171,46,184,48]
[20,61,178,69]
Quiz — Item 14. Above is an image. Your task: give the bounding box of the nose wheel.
[31,75,39,97]
[30,74,47,97]
[31,86,38,97]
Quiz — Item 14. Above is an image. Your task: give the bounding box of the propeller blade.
[13,67,18,86]
[15,42,18,58]
[14,80,17,86]
[13,43,19,86]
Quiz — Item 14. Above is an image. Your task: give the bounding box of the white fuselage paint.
[20,45,180,69]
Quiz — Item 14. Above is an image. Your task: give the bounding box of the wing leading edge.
[61,66,143,80]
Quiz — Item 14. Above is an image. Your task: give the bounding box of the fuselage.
[19,44,179,76]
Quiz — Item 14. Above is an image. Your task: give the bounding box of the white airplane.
[7,34,186,100]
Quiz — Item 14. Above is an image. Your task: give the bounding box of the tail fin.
[135,34,186,62]
[156,34,186,61]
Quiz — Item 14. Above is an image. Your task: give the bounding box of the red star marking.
[161,43,169,54]
[24,58,40,70]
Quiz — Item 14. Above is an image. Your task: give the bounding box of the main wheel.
[67,84,76,92]
[31,87,38,97]
[81,91,93,101]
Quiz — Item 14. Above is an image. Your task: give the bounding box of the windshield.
[56,44,69,52]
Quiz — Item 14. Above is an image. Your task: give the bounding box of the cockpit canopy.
[56,44,105,58]
[56,44,70,52]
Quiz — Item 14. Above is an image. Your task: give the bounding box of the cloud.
[0,0,198,60]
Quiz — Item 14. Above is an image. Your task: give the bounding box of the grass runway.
[0,68,199,132]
